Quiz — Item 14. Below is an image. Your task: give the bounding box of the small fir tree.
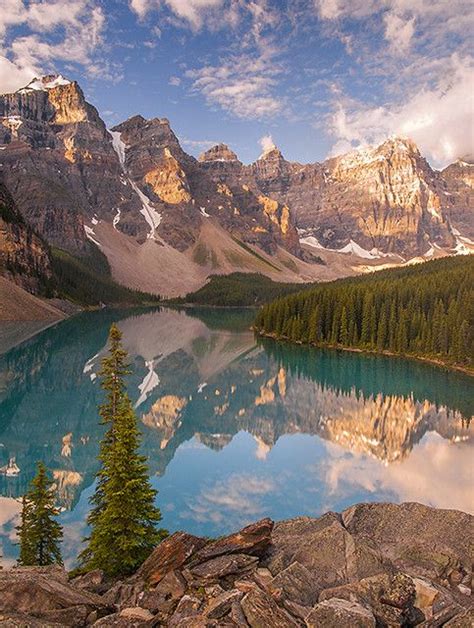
[78,323,167,577]
[17,462,63,566]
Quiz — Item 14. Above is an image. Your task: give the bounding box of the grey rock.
[185,554,259,586]
[305,598,376,628]
[204,590,243,619]
[0,567,110,618]
[269,561,318,608]
[240,588,300,627]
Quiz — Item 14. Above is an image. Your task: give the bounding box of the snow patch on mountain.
[113,208,121,229]
[18,75,71,93]
[109,129,162,239]
[84,225,101,247]
[301,235,386,259]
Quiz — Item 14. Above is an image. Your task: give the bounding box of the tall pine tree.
[17,462,63,566]
[78,324,167,577]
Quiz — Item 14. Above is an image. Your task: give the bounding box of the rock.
[0,612,64,627]
[444,608,474,627]
[204,590,243,619]
[414,577,441,617]
[70,569,106,594]
[341,503,473,584]
[240,588,300,627]
[266,513,386,594]
[186,554,259,586]
[269,561,318,607]
[101,582,143,609]
[305,598,376,627]
[134,532,207,586]
[168,595,203,627]
[139,569,186,616]
[320,572,426,626]
[40,605,91,626]
[119,607,154,621]
[189,519,273,567]
[0,567,110,618]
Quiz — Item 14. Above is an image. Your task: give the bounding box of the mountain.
[0,179,52,293]
[0,75,473,298]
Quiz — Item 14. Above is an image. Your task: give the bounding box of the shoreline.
[255,330,474,377]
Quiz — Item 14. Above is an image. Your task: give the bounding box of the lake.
[0,306,473,567]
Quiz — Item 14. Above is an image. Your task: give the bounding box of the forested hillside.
[254,257,474,369]
[176,273,308,306]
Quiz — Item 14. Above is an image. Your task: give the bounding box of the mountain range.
[0,75,473,299]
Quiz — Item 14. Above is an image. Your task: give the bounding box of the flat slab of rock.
[0,568,110,618]
[306,598,376,627]
[189,518,273,566]
[135,532,207,586]
[186,554,259,585]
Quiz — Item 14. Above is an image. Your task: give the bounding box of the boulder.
[204,590,243,619]
[240,588,300,627]
[0,567,111,619]
[134,532,207,586]
[0,612,64,627]
[341,503,473,584]
[444,608,474,627]
[269,561,319,607]
[139,569,186,616]
[70,569,106,594]
[185,554,259,586]
[305,598,376,627]
[265,513,386,594]
[319,572,425,626]
[188,519,273,566]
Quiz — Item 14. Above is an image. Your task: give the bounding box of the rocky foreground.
[0,502,472,627]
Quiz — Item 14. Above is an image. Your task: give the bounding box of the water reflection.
[0,307,472,566]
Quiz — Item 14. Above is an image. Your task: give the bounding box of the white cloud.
[168,75,181,86]
[186,54,283,119]
[0,1,109,94]
[259,134,276,154]
[129,0,226,30]
[383,12,415,54]
[328,54,474,167]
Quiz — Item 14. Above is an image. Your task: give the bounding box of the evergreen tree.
[78,324,167,577]
[17,462,63,566]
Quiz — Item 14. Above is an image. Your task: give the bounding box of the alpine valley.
[0,75,473,309]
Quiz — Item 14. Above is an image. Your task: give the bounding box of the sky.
[0,0,473,167]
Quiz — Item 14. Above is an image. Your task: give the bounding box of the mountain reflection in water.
[0,307,472,566]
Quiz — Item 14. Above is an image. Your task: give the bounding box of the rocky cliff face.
[0,75,472,297]
[0,179,52,293]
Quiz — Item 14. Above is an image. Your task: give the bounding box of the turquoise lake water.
[0,306,472,566]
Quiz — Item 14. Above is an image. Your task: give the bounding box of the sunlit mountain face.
[0,307,472,566]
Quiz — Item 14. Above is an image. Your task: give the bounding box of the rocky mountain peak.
[16,74,72,94]
[258,145,283,161]
[199,143,240,163]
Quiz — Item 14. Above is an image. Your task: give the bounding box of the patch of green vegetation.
[51,243,160,306]
[231,236,281,272]
[173,272,313,307]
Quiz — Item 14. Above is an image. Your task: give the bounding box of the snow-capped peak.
[18,74,72,94]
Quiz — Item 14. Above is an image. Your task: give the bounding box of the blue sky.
[1,0,472,167]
